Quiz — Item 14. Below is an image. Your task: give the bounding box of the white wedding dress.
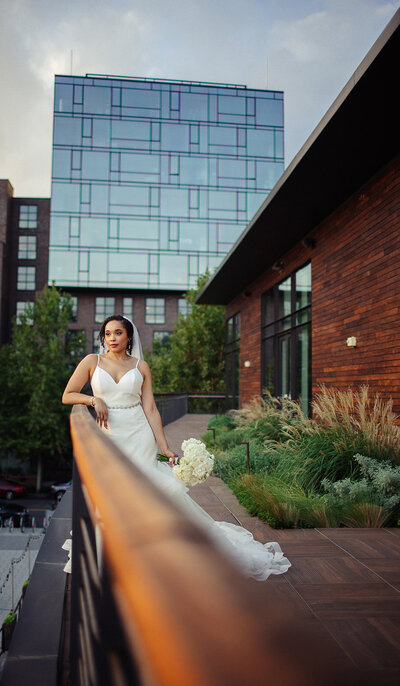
[91,355,291,581]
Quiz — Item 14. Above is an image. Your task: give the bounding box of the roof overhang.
[197,9,400,305]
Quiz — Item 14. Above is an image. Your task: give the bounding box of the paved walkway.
[165,414,400,684]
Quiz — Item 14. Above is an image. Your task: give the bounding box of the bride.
[62,315,290,581]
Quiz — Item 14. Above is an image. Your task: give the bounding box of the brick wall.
[0,180,14,343]
[4,197,50,342]
[227,154,400,411]
[312,155,400,410]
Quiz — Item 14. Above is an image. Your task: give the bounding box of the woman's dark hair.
[99,315,134,354]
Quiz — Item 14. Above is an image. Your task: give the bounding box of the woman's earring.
[127,339,132,354]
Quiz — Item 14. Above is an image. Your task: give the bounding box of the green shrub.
[322,453,400,513]
[3,612,16,625]
[231,474,341,529]
[212,387,400,528]
[272,427,360,492]
[213,444,250,481]
[207,415,236,431]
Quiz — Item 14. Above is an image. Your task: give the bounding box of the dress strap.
[135,358,140,369]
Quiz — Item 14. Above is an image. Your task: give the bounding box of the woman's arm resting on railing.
[62,354,108,427]
[140,360,176,463]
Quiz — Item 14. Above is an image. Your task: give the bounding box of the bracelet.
[91,396,95,407]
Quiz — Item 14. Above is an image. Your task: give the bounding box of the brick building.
[197,10,400,413]
[0,180,50,345]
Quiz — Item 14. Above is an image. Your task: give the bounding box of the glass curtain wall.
[226,313,241,409]
[261,263,311,414]
[49,76,284,290]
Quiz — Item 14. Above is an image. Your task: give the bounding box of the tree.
[146,274,226,397]
[0,286,86,491]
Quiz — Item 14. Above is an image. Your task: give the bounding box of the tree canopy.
[146,274,225,394]
[0,286,86,490]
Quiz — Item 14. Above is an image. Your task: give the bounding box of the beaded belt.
[108,401,141,410]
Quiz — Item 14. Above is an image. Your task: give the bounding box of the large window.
[153,330,171,346]
[19,205,38,229]
[225,312,240,410]
[145,297,165,324]
[261,263,311,414]
[178,297,192,318]
[70,296,78,321]
[95,297,115,323]
[122,297,134,321]
[16,301,33,324]
[17,266,36,290]
[18,235,37,259]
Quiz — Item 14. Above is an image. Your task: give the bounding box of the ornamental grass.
[269,386,400,492]
[209,385,400,528]
[341,503,392,528]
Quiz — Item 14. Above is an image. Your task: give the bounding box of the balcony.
[2,406,400,685]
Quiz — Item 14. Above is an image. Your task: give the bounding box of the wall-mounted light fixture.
[272,260,284,271]
[346,336,357,347]
[302,236,316,249]
[244,360,251,368]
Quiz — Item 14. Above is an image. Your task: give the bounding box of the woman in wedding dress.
[62,315,290,581]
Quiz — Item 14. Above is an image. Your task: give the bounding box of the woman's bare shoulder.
[137,359,150,374]
[77,353,98,369]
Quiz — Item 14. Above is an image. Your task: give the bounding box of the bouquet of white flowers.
[173,438,215,486]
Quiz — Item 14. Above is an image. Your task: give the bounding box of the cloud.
[0,0,398,195]
[265,0,399,164]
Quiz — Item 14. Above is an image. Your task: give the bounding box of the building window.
[16,301,33,324]
[178,298,192,318]
[122,297,134,321]
[70,296,78,321]
[145,297,165,324]
[261,262,311,414]
[225,313,240,410]
[17,266,36,290]
[92,330,101,353]
[19,205,38,229]
[60,295,78,321]
[66,329,86,355]
[152,330,171,346]
[18,235,37,260]
[95,297,115,323]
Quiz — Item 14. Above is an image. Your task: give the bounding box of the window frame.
[18,235,37,260]
[261,262,311,413]
[17,266,36,291]
[225,312,241,410]
[18,205,38,229]
[94,296,116,324]
[145,297,166,324]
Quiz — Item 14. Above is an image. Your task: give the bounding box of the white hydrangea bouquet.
[173,438,215,486]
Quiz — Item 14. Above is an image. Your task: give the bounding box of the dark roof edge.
[196,8,400,305]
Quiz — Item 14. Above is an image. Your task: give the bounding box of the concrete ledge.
[1,488,72,686]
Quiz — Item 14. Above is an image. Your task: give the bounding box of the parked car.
[0,477,27,500]
[0,500,30,526]
[50,480,72,502]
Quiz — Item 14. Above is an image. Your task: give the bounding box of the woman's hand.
[93,397,108,429]
[163,448,178,466]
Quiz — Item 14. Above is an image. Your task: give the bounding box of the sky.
[0,0,398,197]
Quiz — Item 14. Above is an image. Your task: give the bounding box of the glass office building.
[49,75,284,291]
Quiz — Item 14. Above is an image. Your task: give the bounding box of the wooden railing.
[69,405,335,686]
